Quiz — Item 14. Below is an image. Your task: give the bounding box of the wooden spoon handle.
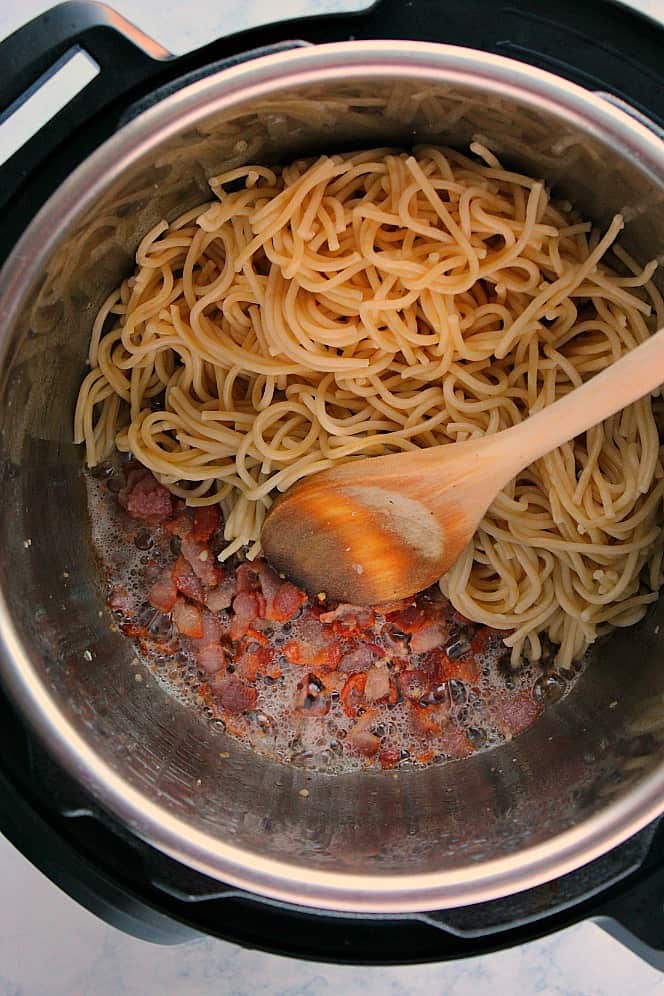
[493,326,664,475]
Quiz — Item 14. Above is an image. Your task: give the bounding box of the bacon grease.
[86,466,585,773]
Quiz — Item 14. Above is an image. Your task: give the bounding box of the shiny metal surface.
[0,42,663,913]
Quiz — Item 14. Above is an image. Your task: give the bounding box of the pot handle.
[0,2,175,213]
[0,0,327,223]
[593,824,664,972]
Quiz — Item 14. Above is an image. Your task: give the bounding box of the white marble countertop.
[1,1,664,993]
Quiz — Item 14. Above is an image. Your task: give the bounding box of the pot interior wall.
[1,69,663,889]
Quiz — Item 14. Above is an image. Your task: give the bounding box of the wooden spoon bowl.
[262,328,664,604]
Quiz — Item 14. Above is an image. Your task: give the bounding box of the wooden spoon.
[261,328,664,604]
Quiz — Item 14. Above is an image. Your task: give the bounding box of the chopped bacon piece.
[410,620,448,653]
[489,691,542,739]
[164,512,193,538]
[212,674,257,713]
[319,670,346,694]
[283,639,305,665]
[148,570,178,613]
[400,669,431,702]
[236,641,274,682]
[198,609,222,646]
[271,582,306,622]
[339,643,384,674]
[312,641,343,671]
[409,703,442,736]
[340,672,367,717]
[387,602,424,632]
[172,598,203,639]
[436,650,481,685]
[282,615,339,668]
[379,747,401,769]
[349,729,380,757]
[192,505,220,542]
[172,555,206,603]
[196,643,226,674]
[255,560,281,612]
[230,591,262,641]
[181,535,219,589]
[380,625,410,657]
[240,560,307,623]
[205,576,236,612]
[235,562,259,594]
[119,469,174,522]
[364,664,390,702]
[320,603,374,631]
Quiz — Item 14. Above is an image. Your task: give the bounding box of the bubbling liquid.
[86,464,585,772]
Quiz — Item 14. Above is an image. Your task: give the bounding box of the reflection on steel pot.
[0,41,663,913]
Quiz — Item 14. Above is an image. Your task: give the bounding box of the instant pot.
[0,0,663,967]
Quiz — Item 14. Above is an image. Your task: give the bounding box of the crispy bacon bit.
[164,512,193,538]
[212,674,257,713]
[172,555,206,603]
[340,672,367,717]
[283,616,338,668]
[387,602,424,632]
[236,642,273,682]
[400,669,431,702]
[437,650,481,685]
[339,644,383,674]
[349,729,380,757]
[364,664,391,702]
[320,670,346,694]
[271,581,306,622]
[235,563,259,593]
[172,598,203,639]
[320,603,374,630]
[230,591,262,641]
[238,560,307,623]
[255,560,281,612]
[181,535,219,588]
[119,469,174,522]
[192,505,220,542]
[312,641,343,671]
[410,620,448,653]
[409,703,442,737]
[198,609,222,646]
[196,643,226,674]
[379,747,401,769]
[205,576,235,612]
[148,571,177,613]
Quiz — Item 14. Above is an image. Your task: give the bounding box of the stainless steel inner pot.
[1,41,663,913]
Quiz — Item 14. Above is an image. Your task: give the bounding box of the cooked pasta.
[74,144,664,667]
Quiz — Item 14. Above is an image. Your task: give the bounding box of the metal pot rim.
[1,39,663,913]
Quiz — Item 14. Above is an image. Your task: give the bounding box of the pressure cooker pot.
[0,28,663,915]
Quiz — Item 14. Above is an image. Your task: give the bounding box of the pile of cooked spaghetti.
[75,144,664,667]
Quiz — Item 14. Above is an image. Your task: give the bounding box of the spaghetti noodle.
[74,145,664,666]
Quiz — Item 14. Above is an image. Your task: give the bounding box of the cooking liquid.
[86,464,585,772]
